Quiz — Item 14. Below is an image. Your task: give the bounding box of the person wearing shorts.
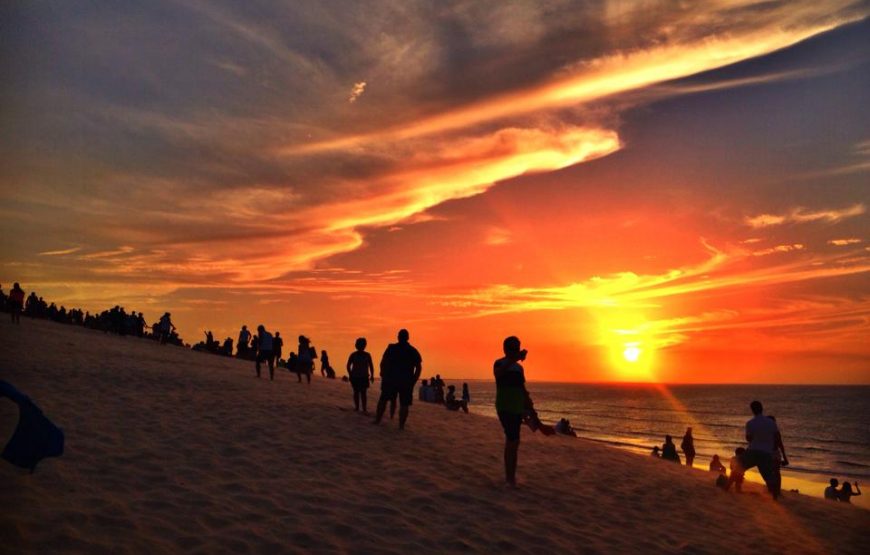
[347,337,375,413]
[374,329,422,430]
[495,336,531,487]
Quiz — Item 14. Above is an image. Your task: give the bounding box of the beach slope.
[1,319,867,554]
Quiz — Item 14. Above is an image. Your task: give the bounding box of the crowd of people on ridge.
[1,282,182,345]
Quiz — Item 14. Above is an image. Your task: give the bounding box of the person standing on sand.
[494,336,547,487]
[273,331,283,366]
[347,338,375,413]
[158,312,175,345]
[741,401,781,500]
[255,325,275,380]
[297,336,314,384]
[374,329,422,430]
[681,427,696,468]
[238,325,251,356]
[7,283,25,324]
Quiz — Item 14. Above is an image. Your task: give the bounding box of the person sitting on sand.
[824,478,840,501]
[709,454,726,475]
[681,427,695,468]
[554,418,577,437]
[494,335,553,488]
[728,447,746,493]
[839,481,861,503]
[321,350,336,378]
[374,329,422,430]
[445,385,468,413]
[742,401,781,499]
[651,446,660,458]
[661,435,681,463]
[347,338,375,413]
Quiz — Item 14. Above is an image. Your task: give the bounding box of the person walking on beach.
[661,435,680,463]
[741,401,781,499]
[256,325,275,380]
[7,283,24,324]
[347,337,375,413]
[374,329,422,430]
[681,427,696,468]
[824,479,840,500]
[839,482,861,503]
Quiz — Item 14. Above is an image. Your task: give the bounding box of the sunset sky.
[1,1,868,383]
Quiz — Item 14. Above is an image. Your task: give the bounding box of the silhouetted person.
[273,332,283,366]
[839,482,861,503]
[681,427,695,468]
[494,335,552,487]
[222,337,233,356]
[462,382,470,405]
[158,312,175,344]
[824,478,840,501]
[256,325,274,380]
[205,330,215,351]
[728,447,746,493]
[8,283,24,324]
[374,329,422,430]
[709,455,726,474]
[321,350,335,378]
[651,446,660,458]
[554,418,576,436]
[742,401,780,499]
[347,337,375,413]
[445,385,468,413]
[298,336,314,384]
[661,435,680,463]
[238,325,251,356]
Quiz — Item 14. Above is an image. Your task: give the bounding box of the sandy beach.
[1,318,868,554]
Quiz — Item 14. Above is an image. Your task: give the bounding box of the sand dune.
[1,318,867,554]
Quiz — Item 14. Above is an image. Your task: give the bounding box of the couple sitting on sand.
[824,479,862,503]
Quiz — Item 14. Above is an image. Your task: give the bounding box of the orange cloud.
[745,203,866,228]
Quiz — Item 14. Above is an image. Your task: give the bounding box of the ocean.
[463,382,870,507]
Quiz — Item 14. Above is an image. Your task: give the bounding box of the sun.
[595,310,657,381]
[623,343,641,363]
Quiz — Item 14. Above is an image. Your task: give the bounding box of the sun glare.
[623,343,641,363]
[597,310,657,382]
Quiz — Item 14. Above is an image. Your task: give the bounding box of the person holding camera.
[494,336,552,487]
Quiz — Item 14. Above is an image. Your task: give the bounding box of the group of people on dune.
[4,281,863,500]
